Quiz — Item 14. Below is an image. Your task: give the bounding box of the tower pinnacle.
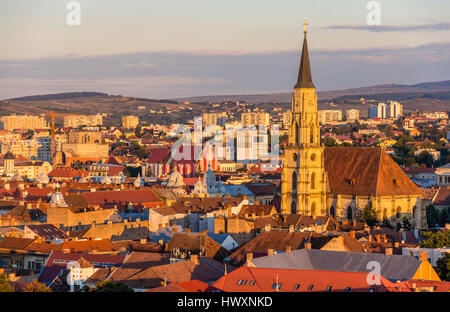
[294,21,315,89]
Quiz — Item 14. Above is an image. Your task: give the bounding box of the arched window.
[310,124,315,144]
[330,206,335,217]
[292,171,298,193]
[311,202,316,216]
[311,172,316,189]
[291,200,297,214]
[347,206,353,220]
[293,121,298,145]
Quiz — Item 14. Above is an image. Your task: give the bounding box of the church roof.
[294,32,315,89]
[4,152,15,160]
[324,147,422,196]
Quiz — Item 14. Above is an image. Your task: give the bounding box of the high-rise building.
[368,107,378,119]
[202,112,227,128]
[377,103,387,119]
[63,114,103,128]
[388,101,403,119]
[345,109,360,121]
[0,115,48,131]
[318,110,342,124]
[241,112,270,126]
[281,27,327,216]
[122,115,139,129]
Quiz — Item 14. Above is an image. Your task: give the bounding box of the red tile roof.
[211,266,395,292]
[81,189,162,206]
[324,147,422,196]
[48,167,88,178]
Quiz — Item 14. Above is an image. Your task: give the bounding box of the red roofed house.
[211,266,395,292]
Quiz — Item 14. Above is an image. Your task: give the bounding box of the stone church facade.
[281,27,425,229]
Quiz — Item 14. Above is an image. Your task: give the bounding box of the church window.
[310,124,314,144]
[292,172,298,192]
[293,153,298,162]
[311,172,316,189]
[311,202,316,216]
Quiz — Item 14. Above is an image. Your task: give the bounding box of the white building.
[318,110,342,124]
[389,101,403,119]
[377,102,387,119]
[345,109,360,121]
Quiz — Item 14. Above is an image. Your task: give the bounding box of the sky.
[0,0,449,99]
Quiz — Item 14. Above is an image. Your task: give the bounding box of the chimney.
[384,247,393,256]
[246,253,253,264]
[267,249,274,256]
[289,225,294,233]
[419,251,428,262]
[350,230,356,239]
[305,242,312,250]
[286,246,291,254]
[190,254,199,265]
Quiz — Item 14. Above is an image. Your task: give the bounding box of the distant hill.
[173,80,450,104]
[9,92,109,101]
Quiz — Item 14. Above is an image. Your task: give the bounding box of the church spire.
[294,21,315,89]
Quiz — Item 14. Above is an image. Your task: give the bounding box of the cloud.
[0,42,449,99]
[323,22,450,32]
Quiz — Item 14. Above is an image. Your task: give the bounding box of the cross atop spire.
[294,21,315,89]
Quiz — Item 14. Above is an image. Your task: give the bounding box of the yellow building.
[241,112,270,127]
[281,26,328,217]
[280,26,425,228]
[63,114,103,128]
[122,115,139,129]
[0,115,48,131]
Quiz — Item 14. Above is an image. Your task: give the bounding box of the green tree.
[0,274,15,292]
[361,201,378,227]
[323,137,337,147]
[23,280,51,292]
[402,216,412,231]
[435,253,450,281]
[426,204,440,227]
[420,231,450,248]
[417,150,434,168]
[381,217,394,229]
[84,281,134,292]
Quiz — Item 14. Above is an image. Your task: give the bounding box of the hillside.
[0,80,449,125]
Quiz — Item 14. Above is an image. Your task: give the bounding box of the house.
[118,255,227,291]
[167,232,229,262]
[436,163,450,187]
[404,167,437,188]
[207,233,239,251]
[229,230,364,267]
[23,224,68,241]
[211,266,395,292]
[38,250,125,289]
[248,249,441,282]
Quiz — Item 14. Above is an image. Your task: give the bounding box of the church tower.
[281,23,328,216]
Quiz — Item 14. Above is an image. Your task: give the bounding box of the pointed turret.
[294,25,315,89]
